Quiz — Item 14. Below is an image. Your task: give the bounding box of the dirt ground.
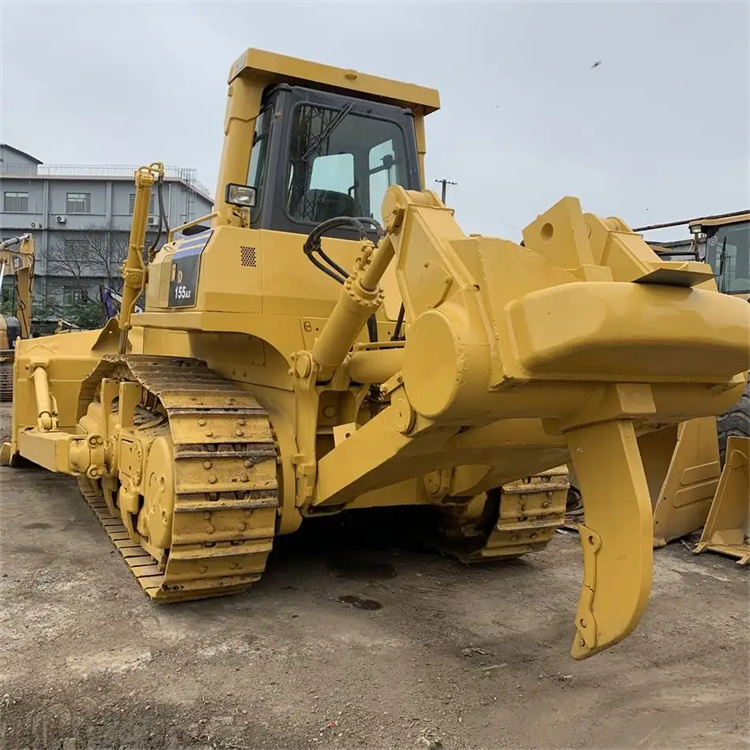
[0,402,748,750]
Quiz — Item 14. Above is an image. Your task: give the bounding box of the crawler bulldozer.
[3,49,750,660]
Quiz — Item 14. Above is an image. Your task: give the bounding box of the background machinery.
[632,212,750,562]
[99,285,143,320]
[3,50,750,660]
[0,233,35,400]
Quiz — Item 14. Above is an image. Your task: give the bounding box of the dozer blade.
[565,420,653,660]
[640,418,721,548]
[693,436,750,565]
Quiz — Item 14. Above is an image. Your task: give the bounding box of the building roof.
[0,164,213,201]
[0,143,43,165]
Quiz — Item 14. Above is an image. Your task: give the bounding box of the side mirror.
[225,183,257,208]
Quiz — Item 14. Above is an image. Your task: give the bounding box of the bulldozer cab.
[213,48,439,231]
[690,214,750,297]
[248,84,422,233]
[640,212,749,299]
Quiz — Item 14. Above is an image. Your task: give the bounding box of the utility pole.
[435,178,457,205]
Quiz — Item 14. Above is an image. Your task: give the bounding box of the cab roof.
[689,211,749,230]
[229,48,440,117]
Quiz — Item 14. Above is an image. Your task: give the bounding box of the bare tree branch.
[47,221,130,294]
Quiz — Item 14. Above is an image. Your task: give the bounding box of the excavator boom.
[0,234,35,401]
[0,233,35,339]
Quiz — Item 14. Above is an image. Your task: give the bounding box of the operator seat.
[307,189,358,223]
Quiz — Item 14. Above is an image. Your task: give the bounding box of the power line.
[435,178,457,204]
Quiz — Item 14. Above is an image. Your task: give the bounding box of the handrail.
[168,212,219,244]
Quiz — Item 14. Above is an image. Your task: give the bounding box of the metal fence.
[0,163,212,199]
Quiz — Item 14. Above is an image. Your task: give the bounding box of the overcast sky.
[1,1,747,241]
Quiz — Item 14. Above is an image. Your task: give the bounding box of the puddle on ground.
[337,594,383,611]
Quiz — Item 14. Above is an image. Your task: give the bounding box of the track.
[471,469,569,561]
[440,468,569,563]
[0,351,13,402]
[78,355,279,602]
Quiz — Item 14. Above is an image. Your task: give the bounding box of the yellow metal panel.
[642,419,721,547]
[566,420,653,659]
[690,212,749,230]
[17,431,74,472]
[694,436,750,565]
[508,283,750,381]
[229,48,440,115]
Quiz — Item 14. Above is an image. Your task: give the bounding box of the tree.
[47,222,130,297]
[61,297,105,329]
[45,223,161,329]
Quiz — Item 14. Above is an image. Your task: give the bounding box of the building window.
[66,192,91,214]
[4,191,29,212]
[129,193,156,215]
[63,286,87,305]
[64,238,88,255]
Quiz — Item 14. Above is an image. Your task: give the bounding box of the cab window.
[705,222,750,294]
[247,107,271,221]
[286,104,409,224]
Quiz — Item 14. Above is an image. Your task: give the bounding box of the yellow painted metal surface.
[214,49,438,221]
[228,48,440,113]
[693,436,750,565]
[640,418,721,547]
[4,49,750,660]
[689,212,750,231]
[118,163,163,353]
[566,420,652,659]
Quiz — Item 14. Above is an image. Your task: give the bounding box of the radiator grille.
[240,246,257,267]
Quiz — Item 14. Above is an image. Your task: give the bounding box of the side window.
[369,139,397,220]
[247,107,271,221]
[708,224,750,294]
[66,192,91,214]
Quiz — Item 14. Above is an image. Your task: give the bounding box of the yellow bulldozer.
[0,233,35,401]
[2,49,750,660]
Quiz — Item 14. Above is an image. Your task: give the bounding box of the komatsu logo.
[168,230,213,308]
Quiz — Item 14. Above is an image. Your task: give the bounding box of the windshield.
[704,221,750,294]
[286,104,410,225]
